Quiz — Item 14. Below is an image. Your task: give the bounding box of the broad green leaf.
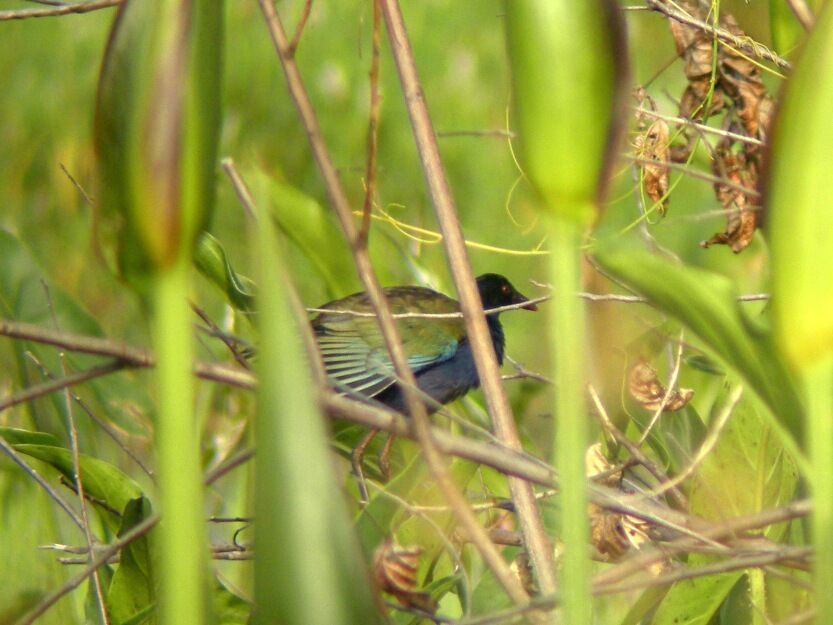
[688,390,798,541]
[253,199,384,625]
[769,0,808,57]
[107,496,155,625]
[505,0,626,222]
[12,442,144,526]
[652,571,743,625]
[594,246,804,448]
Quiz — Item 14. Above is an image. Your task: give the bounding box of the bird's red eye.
[502,285,510,294]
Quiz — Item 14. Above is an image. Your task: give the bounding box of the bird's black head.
[475,273,537,312]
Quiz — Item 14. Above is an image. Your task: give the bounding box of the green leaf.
[652,571,744,625]
[12,443,144,524]
[505,0,626,222]
[213,579,251,625]
[194,233,256,312]
[107,496,156,625]
[0,426,60,447]
[594,246,804,449]
[689,389,798,540]
[253,197,384,625]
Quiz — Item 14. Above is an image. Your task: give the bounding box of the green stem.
[154,258,206,625]
[549,213,591,624]
[807,356,833,624]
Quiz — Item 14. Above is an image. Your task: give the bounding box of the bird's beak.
[513,291,538,311]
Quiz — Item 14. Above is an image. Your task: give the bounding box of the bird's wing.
[313,287,465,398]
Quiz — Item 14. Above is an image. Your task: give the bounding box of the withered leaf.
[628,360,694,412]
[701,143,759,252]
[372,541,437,613]
[634,119,671,214]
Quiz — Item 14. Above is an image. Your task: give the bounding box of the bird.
[311,273,537,484]
[312,273,537,410]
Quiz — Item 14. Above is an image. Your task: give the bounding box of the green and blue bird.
[311,273,537,413]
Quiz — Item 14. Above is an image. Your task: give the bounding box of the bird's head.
[475,273,537,312]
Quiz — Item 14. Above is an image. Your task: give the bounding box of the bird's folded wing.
[316,325,458,398]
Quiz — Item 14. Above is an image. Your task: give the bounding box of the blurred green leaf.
[769,0,814,57]
[505,0,626,222]
[213,579,251,625]
[253,201,384,625]
[95,0,223,279]
[0,427,60,447]
[595,246,804,449]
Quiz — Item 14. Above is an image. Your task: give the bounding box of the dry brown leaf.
[629,360,694,412]
[372,541,437,613]
[585,444,666,574]
[634,119,671,214]
[701,143,759,252]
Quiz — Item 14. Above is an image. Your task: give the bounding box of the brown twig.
[0,0,119,20]
[358,0,382,246]
[286,0,313,58]
[257,0,530,604]
[628,155,762,199]
[587,383,688,511]
[378,0,556,595]
[190,302,251,370]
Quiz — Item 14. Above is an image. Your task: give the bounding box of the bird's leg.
[352,428,378,503]
[378,433,397,482]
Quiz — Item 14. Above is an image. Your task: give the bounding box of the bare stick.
[0,0,119,20]
[258,0,530,604]
[378,0,556,595]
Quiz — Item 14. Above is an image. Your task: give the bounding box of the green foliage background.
[0,1,818,624]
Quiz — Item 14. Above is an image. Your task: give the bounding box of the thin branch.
[645,0,791,69]
[0,0,119,20]
[286,0,313,58]
[191,302,251,370]
[358,0,381,246]
[648,385,743,498]
[437,129,516,139]
[628,154,762,198]
[0,359,126,413]
[587,383,688,511]
[15,514,159,625]
[378,0,556,597]
[632,107,765,146]
[258,0,530,604]
[0,319,256,390]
